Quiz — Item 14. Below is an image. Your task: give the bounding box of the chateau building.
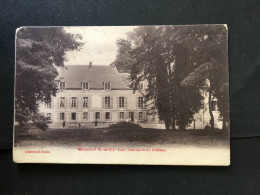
[39,63,222,129]
[39,63,147,128]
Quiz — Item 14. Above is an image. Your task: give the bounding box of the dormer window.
[104,82,111,90]
[60,82,66,90]
[138,83,144,90]
[82,82,89,90]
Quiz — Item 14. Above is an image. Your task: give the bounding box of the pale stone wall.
[39,89,146,128]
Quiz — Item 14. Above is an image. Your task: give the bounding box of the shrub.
[109,122,142,129]
[31,113,51,131]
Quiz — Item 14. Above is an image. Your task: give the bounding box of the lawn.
[14,127,229,149]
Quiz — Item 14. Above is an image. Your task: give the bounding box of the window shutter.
[65,97,67,108]
[125,97,127,108]
[110,112,112,120]
[136,97,138,108]
[88,96,91,108]
[57,113,60,121]
[110,97,113,108]
[102,97,105,109]
[78,97,81,108]
[56,98,59,109]
[135,112,138,120]
[116,97,119,108]
[93,112,96,120]
[143,112,146,120]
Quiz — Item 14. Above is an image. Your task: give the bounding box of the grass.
[14,127,229,148]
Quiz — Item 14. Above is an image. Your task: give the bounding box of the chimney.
[89,61,92,68]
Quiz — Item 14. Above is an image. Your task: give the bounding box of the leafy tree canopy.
[15,27,83,128]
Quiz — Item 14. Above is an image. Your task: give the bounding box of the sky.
[65,26,135,66]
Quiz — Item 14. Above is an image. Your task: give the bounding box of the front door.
[129,112,134,122]
[95,112,100,120]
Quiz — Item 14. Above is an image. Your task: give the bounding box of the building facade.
[39,63,222,129]
[39,64,146,128]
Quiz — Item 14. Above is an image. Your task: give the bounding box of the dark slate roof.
[120,73,131,87]
[58,65,130,90]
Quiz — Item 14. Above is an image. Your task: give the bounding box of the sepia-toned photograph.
[13,25,230,165]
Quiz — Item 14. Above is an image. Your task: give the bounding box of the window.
[95,112,100,120]
[119,112,124,119]
[83,97,88,108]
[71,113,76,120]
[83,112,88,120]
[82,82,89,90]
[60,97,65,108]
[119,97,124,108]
[60,113,65,120]
[105,96,110,108]
[138,97,144,108]
[71,97,76,107]
[47,113,51,120]
[46,102,51,108]
[211,101,217,111]
[139,112,143,120]
[105,112,110,120]
[104,82,111,90]
[138,83,144,90]
[60,82,66,90]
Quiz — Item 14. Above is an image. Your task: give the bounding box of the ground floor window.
[119,112,124,119]
[83,112,88,120]
[71,112,76,120]
[95,112,100,120]
[139,112,143,120]
[60,113,65,120]
[105,112,110,120]
[47,113,51,120]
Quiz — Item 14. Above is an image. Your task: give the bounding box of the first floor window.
[105,112,110,120]
[60,97,65,107]
[119,112,124,119]
[83,97,88,108]
[60,82,65,90]
[60,113,65,120]
[105,96,110,108]
[47,113,51,120]
[46,102,51,108]
[119,97,125,107]
[71,112,76,120]
[83,112,88,120]
[71,97,76,107]
[139,112,143,120]
[138,97,144,108]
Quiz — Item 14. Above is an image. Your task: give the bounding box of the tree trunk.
[165,122,170,130]
[222,112,227,131]
[171,114,176,130]
[208,89,215,130]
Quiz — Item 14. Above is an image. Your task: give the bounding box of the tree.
[15,27,82,129]
[114,26,203,130]
[181,25,229,130]
[115,25,228,130]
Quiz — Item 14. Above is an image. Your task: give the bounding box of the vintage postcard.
[13,25,230,165]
